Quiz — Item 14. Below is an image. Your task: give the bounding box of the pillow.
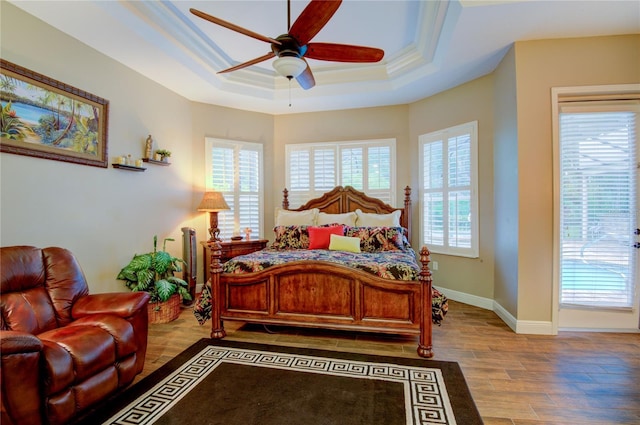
[275,208,319,226]
[316,211,357,226]
[271,225,311,250]
[329,234,361,253]
[345,226,410,252]
[354,209,401,227]
[308,225,344,249]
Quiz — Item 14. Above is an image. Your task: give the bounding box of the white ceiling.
[10,0,640,115]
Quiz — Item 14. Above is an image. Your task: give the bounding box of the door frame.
[551,84,640,333]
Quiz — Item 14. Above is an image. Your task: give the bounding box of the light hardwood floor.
[138,300,640,425]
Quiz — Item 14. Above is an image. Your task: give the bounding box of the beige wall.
[1,3,196,293]
[408,75,496,300]
[493,46,519,316]
[513,34,640,322]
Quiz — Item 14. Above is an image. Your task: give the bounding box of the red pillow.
[308,225,344,249]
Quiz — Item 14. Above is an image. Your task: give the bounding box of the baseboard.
[435,286,555,335]
[492,301,555,335]
[559,327,640,333]
[491,301,517,332]
[434,286,494,310]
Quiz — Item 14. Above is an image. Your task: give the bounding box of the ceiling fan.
[190,0,384,90]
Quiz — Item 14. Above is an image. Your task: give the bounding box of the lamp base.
[208,211,222,242]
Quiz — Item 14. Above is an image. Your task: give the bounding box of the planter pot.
[147,294,181,324]
[154,153,162,161]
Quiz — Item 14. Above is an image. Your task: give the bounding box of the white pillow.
[354,209,401,227]
[275,208,319,226]
[317,211,357,226]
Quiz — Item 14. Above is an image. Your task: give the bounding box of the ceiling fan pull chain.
[288,77,292,107]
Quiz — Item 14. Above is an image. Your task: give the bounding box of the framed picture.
[0,59,109,168]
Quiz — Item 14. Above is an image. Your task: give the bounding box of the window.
[285,139,395,208]
[558,101,638,308]
[419,121,478,257]
[205,138,263,240]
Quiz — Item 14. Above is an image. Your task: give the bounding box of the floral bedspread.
[193,248,448,325]
[223,247,421,280]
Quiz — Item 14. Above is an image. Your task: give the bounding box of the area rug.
[72,339,482,425]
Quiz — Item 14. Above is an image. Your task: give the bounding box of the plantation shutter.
[341,147,363,189]
[314,148,336,193]
[211,146,236,239]
[420,121,478,257]
[367,145,392,204]
[286,140,395,209]
[237,148,261,237]
[559,103,638,308]
[207,140,263,240]
[286,146,336,208]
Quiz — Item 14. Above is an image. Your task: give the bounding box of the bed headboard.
[282,186,412,240]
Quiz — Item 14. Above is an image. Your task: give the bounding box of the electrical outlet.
[432,261,438,271]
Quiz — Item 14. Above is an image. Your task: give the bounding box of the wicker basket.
[147,294,181,324]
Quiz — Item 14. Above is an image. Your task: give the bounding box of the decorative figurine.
[244,227,252,240]
[145,135,153,159]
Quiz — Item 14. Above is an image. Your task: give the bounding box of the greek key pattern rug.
[105,345,457,425]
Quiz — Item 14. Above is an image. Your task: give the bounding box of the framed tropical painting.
[0,59,109,168]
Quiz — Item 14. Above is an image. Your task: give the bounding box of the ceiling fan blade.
[190,8,281,46]
[296,62,315,90]
[217,52,276,74]
[289,0,342,46]
[305,43,384,63]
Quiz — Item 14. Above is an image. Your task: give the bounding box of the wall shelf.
[143,158,170,166]
[112,164,146,172]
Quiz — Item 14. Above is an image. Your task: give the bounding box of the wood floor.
[138,300,640,425]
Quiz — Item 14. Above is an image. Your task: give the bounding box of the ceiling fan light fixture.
[273,56,306,79]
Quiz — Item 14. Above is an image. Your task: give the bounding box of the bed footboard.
[206,242,434,358]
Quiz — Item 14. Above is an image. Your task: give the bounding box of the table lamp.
[197,191,230,242]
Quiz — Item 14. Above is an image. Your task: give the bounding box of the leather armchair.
[0,246,150,425]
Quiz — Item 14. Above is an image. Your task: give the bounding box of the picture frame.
[0,59,109,168]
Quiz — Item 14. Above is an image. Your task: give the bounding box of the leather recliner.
[0,246,151,425]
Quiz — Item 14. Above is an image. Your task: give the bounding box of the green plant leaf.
[177,286,192,301]
[136,269,154,289]
[155,279,175,302]
[154,251,172,275]
[128,253,153,271]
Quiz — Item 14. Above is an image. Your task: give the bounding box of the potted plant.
[117,236,191,323]
[155,149,171,162]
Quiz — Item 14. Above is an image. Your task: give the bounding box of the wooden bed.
[205,186,435,358]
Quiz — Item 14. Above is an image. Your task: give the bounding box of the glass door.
[557,100,639,330]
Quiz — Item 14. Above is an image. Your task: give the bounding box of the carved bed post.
[207,241,226,339]
[282,188,289,210]
[404,186,412,240]
[417,246,434,358]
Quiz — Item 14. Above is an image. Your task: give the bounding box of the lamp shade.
[273,56,307,79]
[197,191,230,212]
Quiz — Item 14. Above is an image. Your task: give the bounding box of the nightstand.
[201,239,268,281]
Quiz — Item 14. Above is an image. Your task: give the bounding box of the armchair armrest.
[72,291,150,320]
[1,330,44,425]
[0,330,43,354]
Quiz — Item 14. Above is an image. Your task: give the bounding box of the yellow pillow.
[329,234,361,253]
